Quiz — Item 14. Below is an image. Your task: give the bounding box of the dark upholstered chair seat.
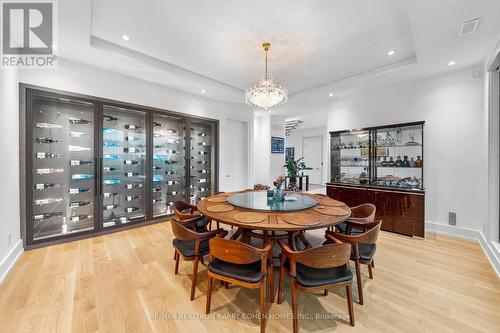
[335,222,348,233]
[356,243,376,261]
[208,258,263,283]
[173,238,210,257]
[285,260,353,288]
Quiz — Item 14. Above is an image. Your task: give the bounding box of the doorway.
[302,136,323,185]
[223,119,249,191]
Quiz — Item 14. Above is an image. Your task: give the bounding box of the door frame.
[302,135,323,185]
[225,117,250,191]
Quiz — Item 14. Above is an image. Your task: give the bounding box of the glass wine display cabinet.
[328,122,425,237]
[21,86,218,247]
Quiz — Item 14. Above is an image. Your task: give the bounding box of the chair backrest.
[209,238,263,265]
[294,243,351,269]
[173,201,196,220]
[349,203,376,223]
[170,218,200,241]
[354,220,382,244]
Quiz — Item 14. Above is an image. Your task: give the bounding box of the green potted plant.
[283,157,312,190]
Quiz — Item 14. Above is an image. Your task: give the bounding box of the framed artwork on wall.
[285,147,295,161]
[271,136,285,154]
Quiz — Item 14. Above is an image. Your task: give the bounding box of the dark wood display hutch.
[20,84,219,249]
[327,121,425,237]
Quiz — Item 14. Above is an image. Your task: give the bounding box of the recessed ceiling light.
[201,89,206,94]
[329,93,334,97]
[448,60,456,66]
[387,50,396,56]
[121,34,130,41]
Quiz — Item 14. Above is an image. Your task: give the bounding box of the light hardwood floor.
[1,222,499,333]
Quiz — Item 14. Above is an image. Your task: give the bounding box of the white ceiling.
[55,0,500,113]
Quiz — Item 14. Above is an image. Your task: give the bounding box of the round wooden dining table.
[197,190,351,250]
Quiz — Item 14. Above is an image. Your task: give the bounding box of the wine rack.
[22,85,218,248]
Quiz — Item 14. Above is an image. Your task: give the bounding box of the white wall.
[286,126,329,185]
[325,66,487,231]
[252,111,271,185]
[0,58,253,279]
[270,122,285,180]
[0,68,23,283]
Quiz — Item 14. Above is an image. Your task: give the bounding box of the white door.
[302,136,323,185]
[223,119,248,191]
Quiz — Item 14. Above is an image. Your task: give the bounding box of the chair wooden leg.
[278,259,285,304]
[354,259,363,305]
[173,249,177,260]
[206,276,213,314]
[260,276,267,333]
[269,265,274,303]
[220,279,224,286]
[371,259,375,268]
[324,290,328,296]
[174,250,180,275]
[346,284,355,327]
[291,280,299,333]
[367,263,373,279]
[217,221,220,229]
[190,256,199,301]
[209,220,212,231]
[224,282,228,289]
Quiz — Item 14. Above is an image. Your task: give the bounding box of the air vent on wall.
[459,18,480,36]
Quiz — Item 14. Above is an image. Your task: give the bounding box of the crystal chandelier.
[245,42,288,110]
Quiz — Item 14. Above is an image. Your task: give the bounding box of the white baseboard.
[0,240,24,284]
[426,221,500,278]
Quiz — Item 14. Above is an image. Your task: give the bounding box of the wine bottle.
[125,172,139,177]
[198,142,209,146]
[70,131,89,138]
[153,155,166,161]
[70,215,93,222]
[36,168,64,175]
[103,128,121,135]
[36,122,62,129]
[70,160,92,166]
[125,183,143,189]
[154,144,165,149]
[167,129,178,134]
[198,133,207,137]
[34,198,63,205]
[198,179,207,183]
[36,137,61,144]
[103,115,118,121]
[104,167,119,172]
[72,174,94,180]
[125,207,139,213]
[152,166,163,170]
[69,145,91,152]
[125,195,142,201]
[36,152,63,159]
[69,201,92,208]
[69,187,91,194]
[152,188,162,193]
[153,121,161,127]
[34,183,62,190]
[165,150,177,154]
[104,154,119,160]
[103,192,119,198]
[153,133,163,138]
[199,187,208,192]
[33,212,63,220]
[103,179,121,185]
[166,180,179,186]
[124,124,142,130]
[165,160,178,165]
[153,198,162,204]
[104,204,118,210]
[104,141,121,147]
[197,160,209,165]
[153,175,163,182]
[166,139,180,144]
[166,191,178,196]
[124,160,142,165]
[68,118,91,124]
[165,171,175,176]
[125,136,141,141]
[198,170,209,174]
[198,151,208,155]
[124,147,142,153]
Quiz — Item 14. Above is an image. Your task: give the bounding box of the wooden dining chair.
[325,220,382,305]
[206,238,275,333]
[334,203,376,234]
[170,218,227,300]
[277,239,355,332]
[173,200,210,232]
